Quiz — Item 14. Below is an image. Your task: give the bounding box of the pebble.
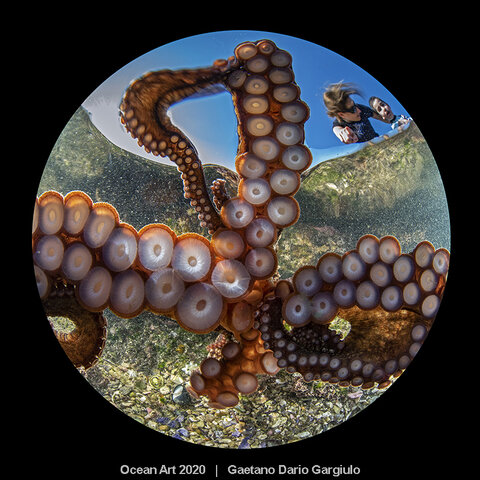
[172,385,193,405]
[347,390,363,399]
[238,439,250,449]
[271,418,286,428]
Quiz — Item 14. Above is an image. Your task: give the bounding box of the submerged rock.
[172,384,194,406]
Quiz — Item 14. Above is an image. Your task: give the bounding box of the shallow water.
[37,106,450,448]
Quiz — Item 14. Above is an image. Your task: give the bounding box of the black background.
[16,9,466,479]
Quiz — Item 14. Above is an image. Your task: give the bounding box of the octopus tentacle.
[120,63,236,233]
[211,178,230,210]
[186,326,279,409]
[225,40,311,235]
[33,190,228,331]
[253,234,449,391]
[43,284,107,370]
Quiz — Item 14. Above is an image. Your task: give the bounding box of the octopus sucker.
[269,169,300,196]
[293,266,323,297]
[238,177,271,205]
[101,224,138,272]
[244,247,278,280]
[109,269,146,318]
[33,234,65,273]
[266,196,300,227]
[34,39,450,417]
[145,267,185,314]
[171,233,213,283]
[82,203,119,249]
[234,371,258,394]
[282,293,312,327]
[137,223,176,273]
[61,242,93,282]
[235,153,267,178]
[37,190,64,236]
[77,266,113,312]
[211,228,246,259]
[220,196,255,229]
[175,282,226,333]
[229,301,254,333]
[34,265,51,300]
[245,217,277,248]
[63,191,93,236]
[356,234,380,264]
[211,259,252,300]
[211,179,230,211]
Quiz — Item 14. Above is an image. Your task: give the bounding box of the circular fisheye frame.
[32,30,450,448]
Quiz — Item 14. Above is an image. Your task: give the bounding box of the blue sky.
[82,30,410,170]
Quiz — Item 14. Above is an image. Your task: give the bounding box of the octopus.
[32,39,449,410]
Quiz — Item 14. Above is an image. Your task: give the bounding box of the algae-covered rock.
[301,123,437,218]
[287,122,450,257]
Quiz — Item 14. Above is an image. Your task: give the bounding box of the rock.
[172,384,194,405]
[238,438,250,449]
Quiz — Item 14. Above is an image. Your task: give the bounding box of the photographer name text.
[120,464,360,477]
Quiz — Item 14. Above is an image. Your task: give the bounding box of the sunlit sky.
[82,30,410,170]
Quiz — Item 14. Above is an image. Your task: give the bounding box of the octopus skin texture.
[32,39,449,409]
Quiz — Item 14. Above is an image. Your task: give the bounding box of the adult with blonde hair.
[323,82,390,144]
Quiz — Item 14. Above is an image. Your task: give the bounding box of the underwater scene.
[32,32,450,449]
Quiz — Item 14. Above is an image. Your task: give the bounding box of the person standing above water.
[323,82,391,144]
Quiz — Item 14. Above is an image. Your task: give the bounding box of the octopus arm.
[256,235,449,389]
[33,190,230,360]
[120,66,235,233]
[43,289,107,370]
[211,178,230,210]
